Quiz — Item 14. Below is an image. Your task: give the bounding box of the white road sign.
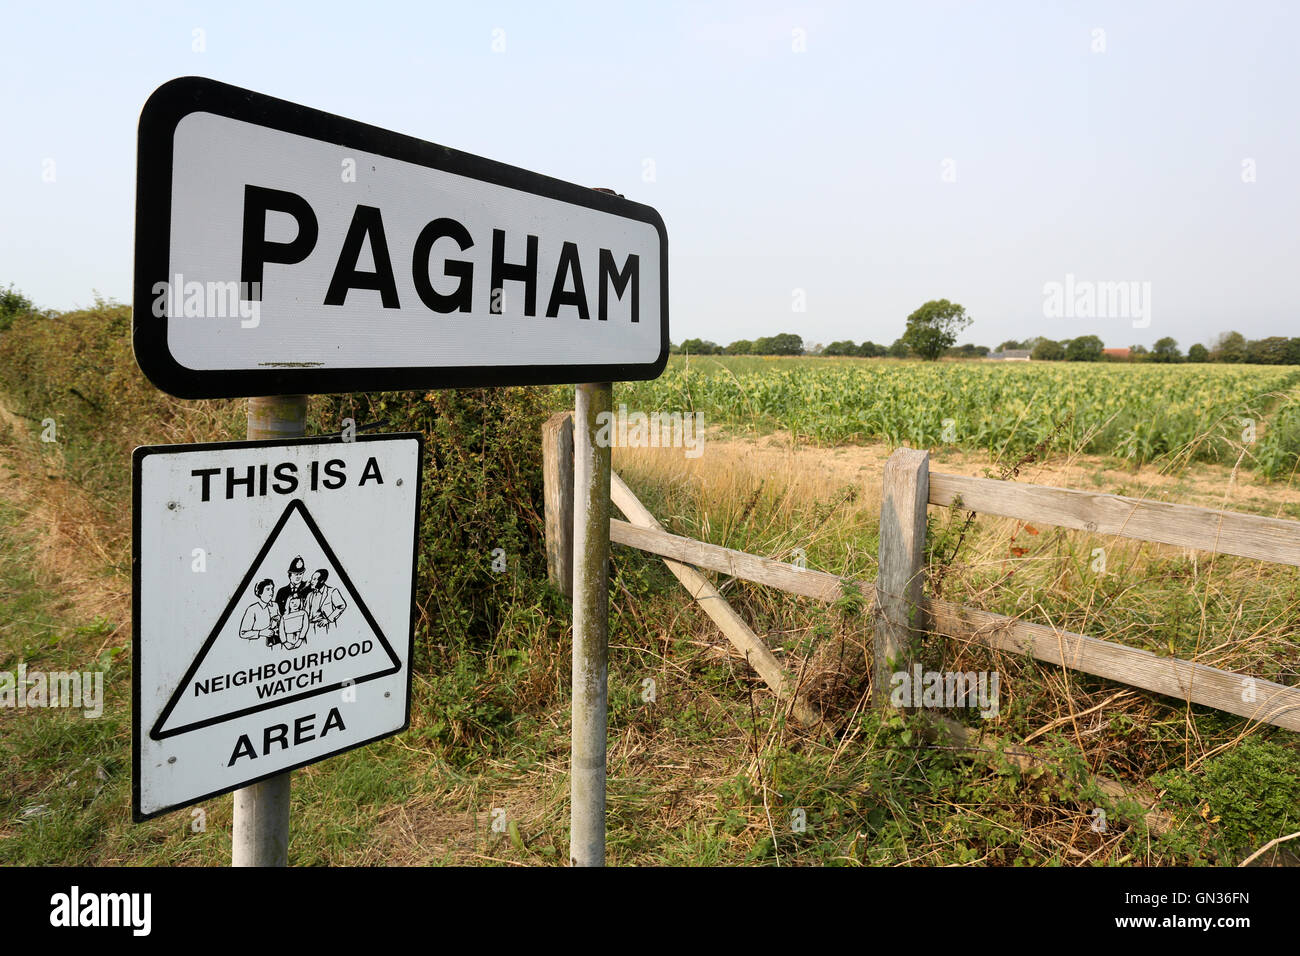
[132,433,422,820]
[134,76,669,398]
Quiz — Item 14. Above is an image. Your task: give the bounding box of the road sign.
[132,433,422,821]
[134,76,669,399]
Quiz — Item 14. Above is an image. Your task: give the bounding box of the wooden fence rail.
[608,517,1300,731]
[544,415,1300,733]
[928,472,1300,567]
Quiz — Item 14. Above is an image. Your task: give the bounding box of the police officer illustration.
[275,555,311,616]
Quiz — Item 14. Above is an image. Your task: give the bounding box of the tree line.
[675,300,971,359]
[673,332,808,356]
[672,295,1300,366]
[6,283,1295,367]
[987,333,1300,364]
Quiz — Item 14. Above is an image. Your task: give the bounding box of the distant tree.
[680,338,721,355]
[768,332,804,355]
[1128,344,1150,361]
[749,333,802,356]
[806,342,824,356]
[823,340,858,356]
[668,341,681,355]
[0,283,35,332]
[1031,338,1066,361]
[726,339,753,355]
[1187,343,1209,363]
[998,339,1027,352]
[1285,338,1300,365]
[887,337,911,358]
[1246,336,1290,365]
[948,343,990,358]
[901,299,972,361]
[858,341,887,358]
[1151,337,1181,363]
[1065,335,1104,362]
[1211,331,1247,363]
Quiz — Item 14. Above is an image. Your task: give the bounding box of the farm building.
[986,349,1032,361]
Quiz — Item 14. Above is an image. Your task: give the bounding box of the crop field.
[620,357,1300,478]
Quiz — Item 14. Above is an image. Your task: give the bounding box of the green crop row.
[618,357,1300,471]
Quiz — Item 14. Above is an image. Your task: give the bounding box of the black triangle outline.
[150,497,402,740]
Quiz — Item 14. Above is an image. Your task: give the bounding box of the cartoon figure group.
[238,555,348,650]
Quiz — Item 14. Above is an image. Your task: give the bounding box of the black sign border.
[131,432,424,823]
[134,75,669,399]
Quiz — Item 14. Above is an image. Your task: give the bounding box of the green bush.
[0,302,574,759]
[0,301,248,505]
[0,284,36,332]
[0,308,568,642]
[314,387,567,656]
[1153,738,1300,861]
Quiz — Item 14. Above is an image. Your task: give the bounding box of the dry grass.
[0,402,126,645]
[0,392,271,658]
[612,428,1300,863]
[3,385,1297,865]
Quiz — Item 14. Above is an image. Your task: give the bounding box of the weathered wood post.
[232,394,306,867]
[875,448,930,709]
[570,383,612,866]
[542,411,575,597]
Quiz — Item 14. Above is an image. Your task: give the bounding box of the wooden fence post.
[875,448,930,709]
[542,411,575,597]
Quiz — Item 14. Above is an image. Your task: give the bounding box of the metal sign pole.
[570,381,612,866]
[231,394,306,867]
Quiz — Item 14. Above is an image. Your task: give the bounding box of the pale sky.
[3,0,1296,350]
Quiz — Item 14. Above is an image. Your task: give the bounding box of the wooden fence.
[542,412,1300,734]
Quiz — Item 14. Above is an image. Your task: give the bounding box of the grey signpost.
[234,395,307,866]
[133,76,667,865]
[570,381,612,866]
